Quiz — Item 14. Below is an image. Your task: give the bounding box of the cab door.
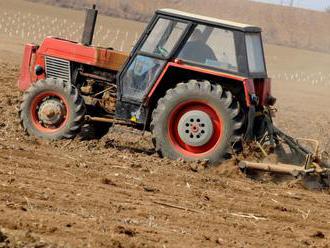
[118,17,190,103]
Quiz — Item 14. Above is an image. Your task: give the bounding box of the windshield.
[178,25,238,72]
[246,33,266,74]
[141,18,188,58]
[120,18,188,101]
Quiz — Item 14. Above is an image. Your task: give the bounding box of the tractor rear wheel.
[151,80,243,164]
[20,78,86,140]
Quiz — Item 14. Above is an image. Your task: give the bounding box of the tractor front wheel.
[151,80,243,164]
[20,78,86,140]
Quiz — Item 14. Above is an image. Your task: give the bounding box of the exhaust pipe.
[81,4,98,46]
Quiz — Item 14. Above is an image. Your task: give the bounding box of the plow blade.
[239,161,315,177]
[238,121,330,180]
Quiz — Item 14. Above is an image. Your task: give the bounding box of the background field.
[0,0,330,247]
[27,0,330,53]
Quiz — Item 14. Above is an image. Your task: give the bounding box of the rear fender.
[145,62,254,107]
[254,78,273,106]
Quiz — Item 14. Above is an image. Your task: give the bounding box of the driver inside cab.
[180,29,217,64]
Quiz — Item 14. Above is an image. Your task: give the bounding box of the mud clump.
[0,230,8,243]
[212,159,244,179]
[101,178,117,186]
[114,226,137,237]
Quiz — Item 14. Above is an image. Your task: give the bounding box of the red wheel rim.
[168,100,223,158]
[30,91,69,133]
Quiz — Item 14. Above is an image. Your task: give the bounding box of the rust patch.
[95,48,128,71]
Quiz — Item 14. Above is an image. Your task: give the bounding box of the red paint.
[30,91,69,133]
[18,44,38,91]
[174,59,183,64]
[37,37,96,66]
[33,54,46,83]
[168,100,223,157]
[242,79,255,106]
[19,37,128,91]
[146,62,253,106]
[36,37,127,69]
[254,78,272,106]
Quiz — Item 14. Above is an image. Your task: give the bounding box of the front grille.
[45,56,71,83]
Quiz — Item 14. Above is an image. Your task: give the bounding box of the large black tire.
[151,80,243,164]
[20,78,86,140]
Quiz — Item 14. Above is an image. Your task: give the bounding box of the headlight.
[35,65,44,76]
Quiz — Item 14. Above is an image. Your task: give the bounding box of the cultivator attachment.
[239,119,330,182]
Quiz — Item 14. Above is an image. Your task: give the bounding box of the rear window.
[246,34,266,74]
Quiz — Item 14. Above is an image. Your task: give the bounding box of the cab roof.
[157,9,261,33]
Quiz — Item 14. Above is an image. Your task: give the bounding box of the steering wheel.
[156,46,169,57]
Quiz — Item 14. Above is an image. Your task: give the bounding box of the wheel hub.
[177,110,214,147]
[37,98,66,127]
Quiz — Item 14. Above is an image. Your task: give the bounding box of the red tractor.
[18,6,276,164]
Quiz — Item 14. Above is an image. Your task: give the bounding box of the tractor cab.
[118,9,267,110]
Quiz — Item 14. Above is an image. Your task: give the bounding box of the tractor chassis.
[85,115,137,127]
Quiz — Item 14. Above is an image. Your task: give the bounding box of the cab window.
[141,18,188,58]
[121,56,165,100]
[246,33,266,74]
[121,18,187,101]
[178,25,238,72]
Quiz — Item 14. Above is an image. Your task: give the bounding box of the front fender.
[18,44,38,91]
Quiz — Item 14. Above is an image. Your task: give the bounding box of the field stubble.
[0,0,330,247]
[0,63,330,247]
